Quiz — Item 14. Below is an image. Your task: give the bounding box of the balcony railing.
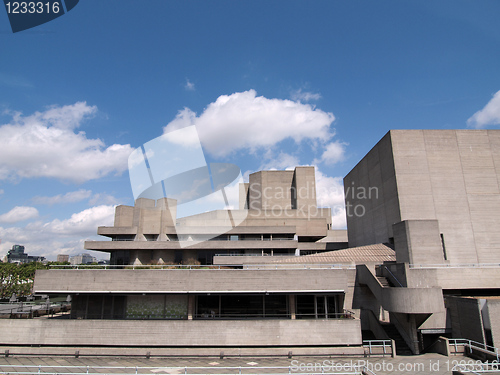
[409,263,500,269]
[48,264,356,270]
[0,364,371,375]
[65,310,355,321]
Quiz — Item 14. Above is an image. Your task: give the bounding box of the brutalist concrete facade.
[4,130,500,356]
[346,129,500,354]
[345,129,500,265]
[86,166,334,266]
[10,166,363,354]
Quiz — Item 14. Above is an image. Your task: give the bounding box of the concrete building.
[4,245,45,264]
[15,166,362,355]
[344,129,500,354]
[2,130,500,356]
[85,166,337,266]
[69,253,96,265]
[57,254,69,263]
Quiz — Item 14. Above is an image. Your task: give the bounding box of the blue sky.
[1,1,500,260]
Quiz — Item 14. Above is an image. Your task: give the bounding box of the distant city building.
[6,245,45,264]
[57,254,69,263]
[69,253,97,265]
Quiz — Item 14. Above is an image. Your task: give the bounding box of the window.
[296,294,344,319]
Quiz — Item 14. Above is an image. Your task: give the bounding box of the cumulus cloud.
[163,90,335,157]
[42,205,115,236]
[0,206,39,223]
[315,141,347,165]
[315,169,346,229]
[32,189,92,205]
[0,205,115,259]
[185,78,195,91]
[467,90,500,128]
[0,102,133,183]
[290,89,322,102]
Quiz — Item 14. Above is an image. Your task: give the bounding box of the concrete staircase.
[381,322,412,355]
[377,276,391,287]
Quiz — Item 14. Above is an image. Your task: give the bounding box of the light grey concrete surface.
[0,318,362,347]
[446,297,485,344]
[487,299,500,348]
[0,353,473,375]
[357,265,444,314]
[33,268,352,293]
[393,220,445,265]
[346,129,500,265]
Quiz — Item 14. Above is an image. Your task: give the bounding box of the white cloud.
[32,189,92,205]
[315,169,346,229]
[0,189,3,195]
[0,206,39,223]
[163,90,335,157]
[467,90,500,128]
[42,205,115,236]
[0,102,134,183]
[185,78,195,91]
[290,88,322,102]
[315,141,347,165]
[0,205,115,260]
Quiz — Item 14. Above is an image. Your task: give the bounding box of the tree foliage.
[0,262,69,299]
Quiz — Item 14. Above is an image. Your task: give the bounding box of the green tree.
[0,261,69,298]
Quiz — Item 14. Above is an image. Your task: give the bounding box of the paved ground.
[0,353,487,374]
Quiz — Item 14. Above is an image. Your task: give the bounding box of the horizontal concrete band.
[0,345,365,357]
[34,269,351,293]
[85,240,298,250]
[0,319,362,347]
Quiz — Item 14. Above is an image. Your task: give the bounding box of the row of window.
[111,234,296,242]
[70,293,346,320]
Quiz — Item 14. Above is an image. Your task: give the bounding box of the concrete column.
[187,295,195,320]
[289,295,296,319]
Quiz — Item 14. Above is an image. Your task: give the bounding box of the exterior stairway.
[377,276,391,287]
[381,322,413,355]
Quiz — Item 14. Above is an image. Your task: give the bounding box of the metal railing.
[449,339,500,362]
[377,266,403,287]
[0,364,371,375]
[49,264,356,270]
[214,253,295,256]
[363,340,393,356]
[409,263,500,269]
[0,302,70,318]
[452,363,500,374]
[65,310,355,320]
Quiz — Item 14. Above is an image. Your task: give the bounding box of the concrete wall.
[0,318,362,347]
[446,296,485,343]
[393,220,445,264]
[292,166,317,210]
[403,266,500,290]
[356,265,444,314]
[346,130,500,264]
[34,268,351,294]
[248,170,295,210]
[486,299,500,347]
[344,132,400,247]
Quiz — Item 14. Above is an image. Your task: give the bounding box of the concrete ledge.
[0,319,362,347]
[213,255,296,265]
[357,265,444,313]
[0,345,365,357]
[34,268,351,293]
